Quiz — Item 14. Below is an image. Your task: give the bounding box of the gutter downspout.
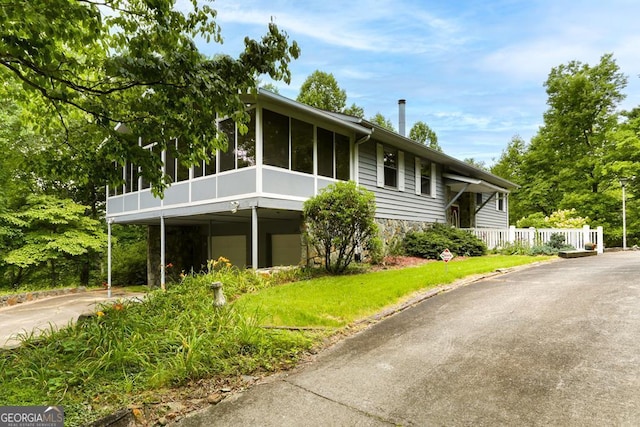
[356,128,374,145]
[354,130,374,185]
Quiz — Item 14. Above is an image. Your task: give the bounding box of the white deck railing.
[462,225,604,254]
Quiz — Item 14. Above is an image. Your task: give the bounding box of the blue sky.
[195,0,640,166]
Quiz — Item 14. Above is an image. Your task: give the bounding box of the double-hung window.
[376,143,405,190]
[414,158,435,197]
[383,147,397,188]
[496,193,507,212]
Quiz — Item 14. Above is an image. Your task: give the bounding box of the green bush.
[547,233,566,249]
[111,240,147,286]
[493,242,527,255]
[366,236,384,265]
[404,224,486,259]
[529,245,561,255]
[303,181,378,274]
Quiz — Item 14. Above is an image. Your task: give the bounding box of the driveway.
[176,251,640,426]
[0,288,144,348]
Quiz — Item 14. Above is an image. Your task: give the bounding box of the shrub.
[404,224,486,259]
[493,241,531,255]
[529,245,561,255]
[303,181,378,274]
[366,236,384,265]
[547,233,566,249]
[516,209,589,229]
[111,240,147,286]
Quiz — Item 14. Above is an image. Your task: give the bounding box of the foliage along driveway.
[176,251,640,426]
[0,289,143,348]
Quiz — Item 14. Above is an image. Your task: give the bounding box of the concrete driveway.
[0,289,144,348]
[176,251,640,426]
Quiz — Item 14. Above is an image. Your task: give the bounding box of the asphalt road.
[176,251,640,426]
[0,289,143,348]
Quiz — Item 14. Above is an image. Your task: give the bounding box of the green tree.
[604,108,640,245]
[509,53,629,245]
[1,0,300,193]
[409,121,441,151]
[303,181,378,274]
[491,135,526,182]
[491,135,527,223]
[370,113,395,131]
[463,158,488,171]
[0,80,123,286]
[343,103,365,119]
[297,70,347,112]
[260,83,280,94]
[2,195,106,287]
[516,209,589,228]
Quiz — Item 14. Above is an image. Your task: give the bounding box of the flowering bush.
[207,256,232,272]
[516,208,589,229]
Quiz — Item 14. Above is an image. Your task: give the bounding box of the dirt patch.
[371,256,434,271]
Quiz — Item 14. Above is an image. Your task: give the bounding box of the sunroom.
[105,90,372,287]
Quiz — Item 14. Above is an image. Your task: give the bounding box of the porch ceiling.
[115,208,302,226]
[443,173,510,194]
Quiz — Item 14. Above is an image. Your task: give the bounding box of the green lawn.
[0,254,551,425]
[236,255,552,328]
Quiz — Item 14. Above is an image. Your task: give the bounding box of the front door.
[450,205,460,228]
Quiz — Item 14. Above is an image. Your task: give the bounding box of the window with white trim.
[496,193,507,212]
[414,157,435,197]
[376,143,406,190]
[384,147,398,188]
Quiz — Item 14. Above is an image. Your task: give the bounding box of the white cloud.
[212,0,466,54]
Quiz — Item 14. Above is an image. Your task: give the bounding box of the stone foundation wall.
[375,218,433,255]
[0,287,87,308]
[300,218,435,267]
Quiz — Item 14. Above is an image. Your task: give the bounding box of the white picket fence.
[462,225,604,254]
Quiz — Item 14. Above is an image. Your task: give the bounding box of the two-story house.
[105,89,516,286]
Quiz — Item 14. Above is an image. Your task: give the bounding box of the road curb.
[0,287,88,309]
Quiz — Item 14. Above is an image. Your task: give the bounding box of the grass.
[0,270,317,425]
[237,255,552,328]
[0,254,551,425]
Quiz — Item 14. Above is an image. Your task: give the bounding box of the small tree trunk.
[50,260,58,287]
[80,259,90,286]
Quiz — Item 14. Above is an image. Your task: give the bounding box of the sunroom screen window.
[291,118,313,174]
[335,133,350,181]
[219,118,235,172]
[237,109,256,168]
[165,143,176,183]
[141,144,159,189]
[317,127,333,178]
[176,139,189,181]
[263,109,289,169]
